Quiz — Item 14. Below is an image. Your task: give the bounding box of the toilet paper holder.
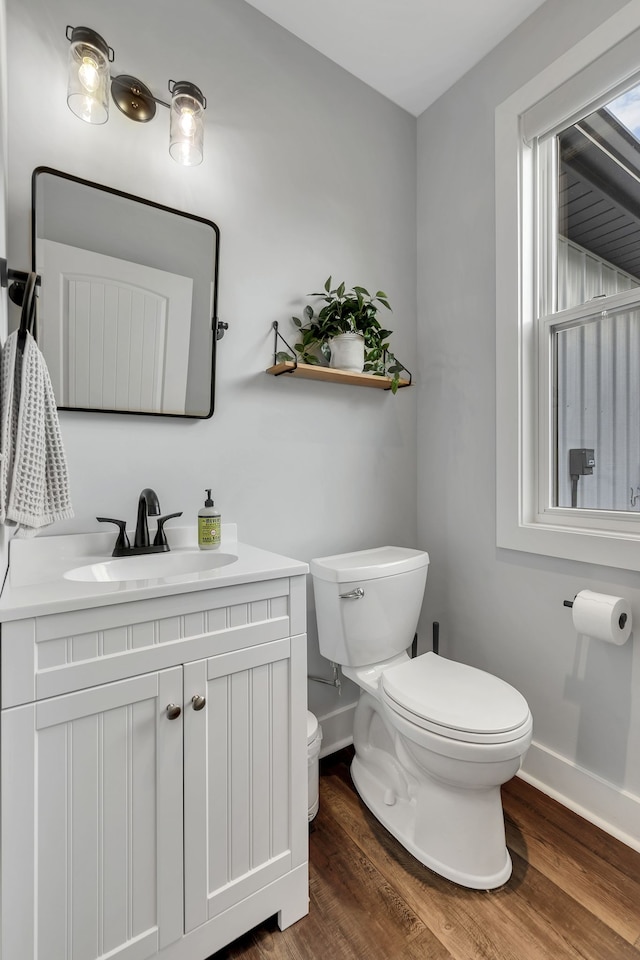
[563,596,628,631]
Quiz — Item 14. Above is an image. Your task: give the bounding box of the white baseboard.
[519,739,640,853]
[316,701,356,758]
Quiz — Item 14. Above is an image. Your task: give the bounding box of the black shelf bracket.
[383,351,412,389]
[272,320,298,374]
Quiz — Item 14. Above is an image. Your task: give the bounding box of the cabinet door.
[1,668,184,960]
[183,637,308,933]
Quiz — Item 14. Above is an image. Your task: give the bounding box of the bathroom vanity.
[0,526,309,960]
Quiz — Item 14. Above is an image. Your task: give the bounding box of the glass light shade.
[169,81,205,166]
[66,27,111,125]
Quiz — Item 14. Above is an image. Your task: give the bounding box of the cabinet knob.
[166,703,182,720]
[191,694,206,711]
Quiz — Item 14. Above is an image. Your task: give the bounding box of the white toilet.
[310,545,532,890]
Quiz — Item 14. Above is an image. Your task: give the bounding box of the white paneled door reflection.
[38,240,193,414]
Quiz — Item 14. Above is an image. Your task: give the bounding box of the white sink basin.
[64,550,237,583]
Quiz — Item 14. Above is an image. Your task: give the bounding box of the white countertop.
[0,525,309,621]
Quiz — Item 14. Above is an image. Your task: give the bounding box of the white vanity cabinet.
[3,666,185,959]
[1,570,309,960]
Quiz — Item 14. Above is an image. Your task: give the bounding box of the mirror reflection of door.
[32,168,219,419]
[39,241,193,414]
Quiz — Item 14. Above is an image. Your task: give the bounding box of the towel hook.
[0,258,41,307]
[17,273,37,352]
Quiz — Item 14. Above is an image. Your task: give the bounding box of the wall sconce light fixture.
[169,81,206,167]
[65,26,206,166]
[66,26,113,124]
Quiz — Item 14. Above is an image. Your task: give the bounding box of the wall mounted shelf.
[266,360,411,390]
[266,321,412,391]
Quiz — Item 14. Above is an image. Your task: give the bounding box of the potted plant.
[277,277,405,392]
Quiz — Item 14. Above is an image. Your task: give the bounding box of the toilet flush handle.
[339,587,365,599]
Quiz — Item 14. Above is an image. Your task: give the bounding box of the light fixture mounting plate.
[111,75,156,122]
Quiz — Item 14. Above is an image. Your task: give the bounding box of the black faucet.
[135,487,160,548]
[97,488,183,557]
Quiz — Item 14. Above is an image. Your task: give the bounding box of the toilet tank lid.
[310,546,429,583]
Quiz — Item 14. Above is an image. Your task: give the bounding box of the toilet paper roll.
[571,590,632,645]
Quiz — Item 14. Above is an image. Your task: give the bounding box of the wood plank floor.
[212,748,640,960]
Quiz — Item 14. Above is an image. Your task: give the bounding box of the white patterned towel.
[0,330,73,536]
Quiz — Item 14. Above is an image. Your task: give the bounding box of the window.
[495,7,640,571]
[546,86,640,514]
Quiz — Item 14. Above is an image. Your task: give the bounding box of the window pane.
[555,306,640,510]
[557,82,640,311]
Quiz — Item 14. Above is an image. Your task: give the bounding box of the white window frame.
[496,1,640,572]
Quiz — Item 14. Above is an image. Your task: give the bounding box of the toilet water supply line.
[309,662,341,693]
[308,628,430,693]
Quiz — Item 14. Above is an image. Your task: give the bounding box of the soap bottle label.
[198,516,221,547]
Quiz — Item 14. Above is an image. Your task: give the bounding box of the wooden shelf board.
[266,361,411,390]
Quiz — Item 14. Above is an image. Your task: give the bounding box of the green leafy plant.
[276,277,406,392]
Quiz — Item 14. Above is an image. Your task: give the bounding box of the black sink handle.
[96,517,130,555]
[154,512,184,548]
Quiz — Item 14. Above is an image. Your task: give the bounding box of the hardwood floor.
[212,748,640,960]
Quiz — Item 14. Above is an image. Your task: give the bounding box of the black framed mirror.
[32,167,220,418]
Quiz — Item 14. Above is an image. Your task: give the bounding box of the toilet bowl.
[310,546,532,890]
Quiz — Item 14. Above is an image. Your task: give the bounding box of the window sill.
[497,516,640,572]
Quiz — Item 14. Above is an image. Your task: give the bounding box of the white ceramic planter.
[329,333,365,373]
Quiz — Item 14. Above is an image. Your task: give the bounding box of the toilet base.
[350,753,512,890]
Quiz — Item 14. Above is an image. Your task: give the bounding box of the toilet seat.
[381,653,532,744]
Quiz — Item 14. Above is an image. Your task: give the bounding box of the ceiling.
[242,0,548,116]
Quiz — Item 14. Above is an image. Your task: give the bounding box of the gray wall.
[417,0,640,838]
[0,0,6,297]
[0,0,8,574]
[7,0,418,734]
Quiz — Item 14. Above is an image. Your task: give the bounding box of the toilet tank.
[310,546,429,667]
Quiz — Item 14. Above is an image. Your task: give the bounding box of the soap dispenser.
[198,489,221,550]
